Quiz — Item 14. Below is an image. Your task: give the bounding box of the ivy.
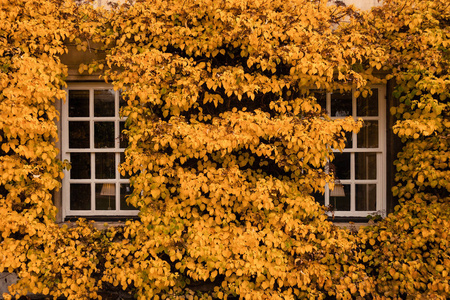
[1,0,449,299]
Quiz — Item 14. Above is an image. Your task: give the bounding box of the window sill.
[64,215,139,222]
[329,216,371,223]
[61,215,139,229]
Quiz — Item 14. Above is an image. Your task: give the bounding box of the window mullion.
[350,152,355,212]
[90,89,96,214]
[89,89,94,150]
[115,152,120,211]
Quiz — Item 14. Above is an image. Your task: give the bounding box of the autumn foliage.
[357,1,450,298]
[0,0,449,299]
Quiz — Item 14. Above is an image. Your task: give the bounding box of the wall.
[343,0,381,10]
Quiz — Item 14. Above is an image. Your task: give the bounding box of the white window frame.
[322,85,386,217]
[61,83,138,218]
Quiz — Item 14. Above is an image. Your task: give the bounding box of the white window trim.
[61,83,138,219]
[323,85,386,217]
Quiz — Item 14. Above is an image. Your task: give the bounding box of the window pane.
[119,121,128,149]
[120,184,136,210]
[70,184,91,210]
[355,153,377,179]
[356,184,376,211]
[119,91,127,110]
[69,121,90,148]
[70,153,91,179]
[344,131,352,148]
[94,122,115,148]
[69,90,89,117]
[332,153,350,179]
[96,183,116,210]
[95,153,115,179]
[330,184,350,211]
[312,192,325,206]
[357,121,378,148]
[312,91,327,113]
[94,90,115,117]
[357,89,378,116]
[331,91,352,117]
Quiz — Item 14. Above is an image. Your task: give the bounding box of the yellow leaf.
[151,189,160,198]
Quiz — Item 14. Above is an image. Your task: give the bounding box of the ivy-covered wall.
[1,0,449,299]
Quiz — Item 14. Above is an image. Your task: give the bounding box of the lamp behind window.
[100,183,115,210]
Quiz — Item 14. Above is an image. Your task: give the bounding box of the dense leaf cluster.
[0,0,449,299]
[98,1,369,299]
[357,1,450,298]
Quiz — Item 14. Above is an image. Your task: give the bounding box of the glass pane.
[119,121,128,149]
[96,183,116,210]
[94,90,115,117]
[70,153,91,179]
[357,121,378,148]
[331,91,352,117]
[313,91,327,113]
[330,184,350,211]
[69,121,90,148]
[120,184,136,210]
[357,89,378,116]
[332,153,350,179]
[70,184,91,210]
[344,131,352,148]
[95,153,115,179]
[356,184,376,211]
[119,91,126,110]
[94,122,115,148]
[312,192,325,206]
[69,90,89,117]
[120,152,130,179]
[356,153,377,179]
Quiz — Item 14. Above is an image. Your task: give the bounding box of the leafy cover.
[0,0,449,299]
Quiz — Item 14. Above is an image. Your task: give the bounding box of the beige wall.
[343,0,382,10]
[94,0,127,7]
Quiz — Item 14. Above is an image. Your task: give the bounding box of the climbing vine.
[1,0,449,299]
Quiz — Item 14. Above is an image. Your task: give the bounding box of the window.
[61,83,137,218]
[314,86,386,217]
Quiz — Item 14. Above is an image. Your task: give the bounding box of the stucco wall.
[343,0,382,10]
[0,273,18,299]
